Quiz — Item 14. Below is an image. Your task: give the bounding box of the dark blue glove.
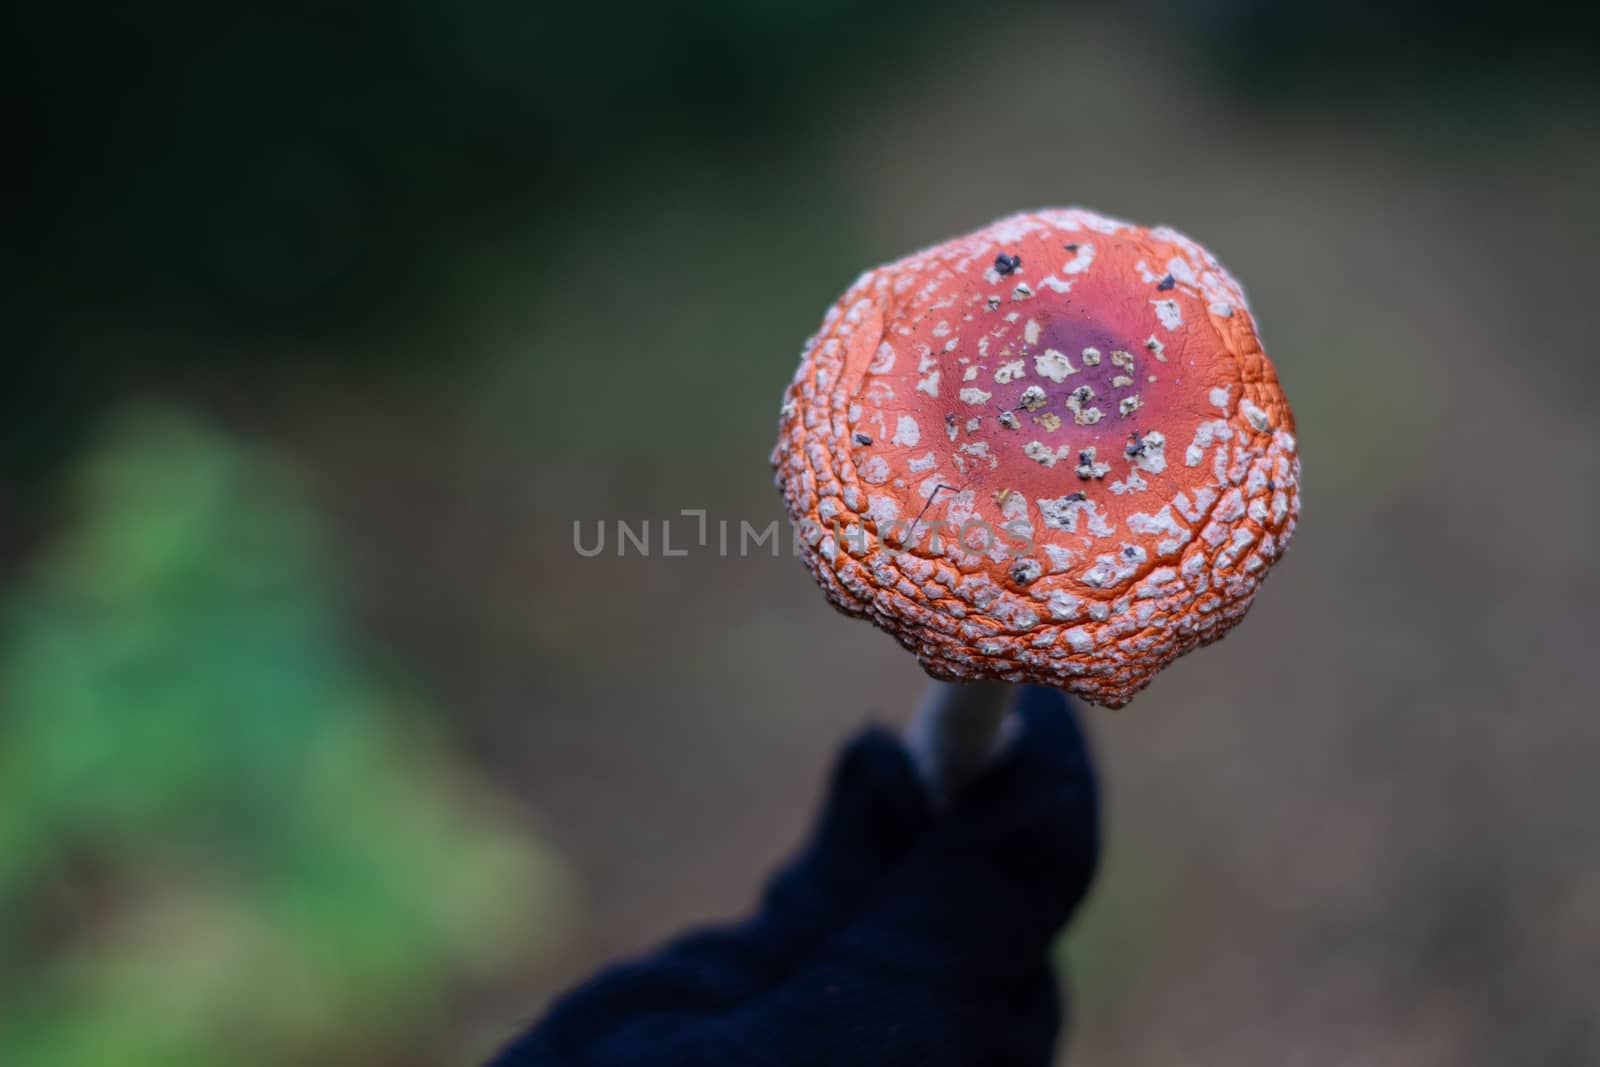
[488,686,1100,1066]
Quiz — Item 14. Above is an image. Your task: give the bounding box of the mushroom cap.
[772,208,1300,708]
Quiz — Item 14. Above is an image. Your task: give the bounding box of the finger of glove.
[508,726,931,1058]
[832,687,1100,978]
[757,724,932,936]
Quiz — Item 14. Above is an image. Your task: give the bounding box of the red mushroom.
[773,209,1300,791]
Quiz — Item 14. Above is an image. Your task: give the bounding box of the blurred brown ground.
[265,13,1600,1064]
[8,4,1600,1065]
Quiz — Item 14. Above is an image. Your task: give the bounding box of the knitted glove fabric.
[488,686,1100,1067]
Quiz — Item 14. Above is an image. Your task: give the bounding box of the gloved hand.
[488,685,1100,1067]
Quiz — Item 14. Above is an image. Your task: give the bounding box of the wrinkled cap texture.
[772,208,1300,707]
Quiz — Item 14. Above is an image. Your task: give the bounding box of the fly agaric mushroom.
[773,208,1299,792]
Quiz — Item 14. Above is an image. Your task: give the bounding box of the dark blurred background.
[4,2,1599,1064]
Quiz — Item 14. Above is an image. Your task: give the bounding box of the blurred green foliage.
[0,408,567,1066]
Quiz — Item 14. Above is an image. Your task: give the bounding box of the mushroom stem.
[906,679,1016,801]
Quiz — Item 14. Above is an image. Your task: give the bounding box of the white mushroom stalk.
[906,680,1017,800]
